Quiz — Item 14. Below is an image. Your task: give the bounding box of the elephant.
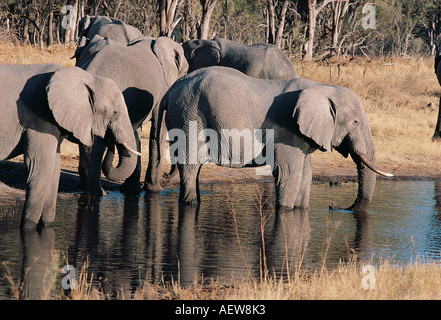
[74,15,143,66]
[75,31,188,196]
[433,50,441,140]
[182,37,298,79]
[158,67,393,212]
[0,64,139,229]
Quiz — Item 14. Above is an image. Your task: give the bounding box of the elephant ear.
[77,15,92,39]
[293,86,337,152]
[46,67,96,147]
[152,37,188,87]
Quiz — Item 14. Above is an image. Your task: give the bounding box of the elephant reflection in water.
[20,229,57,299]
[16,191,374,298]
[72,195,141,297]
[264,209,310,275]
[143,193,200,286]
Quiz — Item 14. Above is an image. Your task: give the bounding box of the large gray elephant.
[74,15,143,65]
[158,67,393,212]
[182,37,298,79]
[75,28,188,196]
[0,64,139,229]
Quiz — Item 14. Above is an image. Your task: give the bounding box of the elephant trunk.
[348,152,378,211]
[347,140,393,212]
[102,121,140,182]
[332,122,393,212]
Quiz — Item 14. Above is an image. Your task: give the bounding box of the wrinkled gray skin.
[74,15,143,64]
[159,67,392,212]
[75,17,188,196]
[0,64,138,229]
[183,37,298,79]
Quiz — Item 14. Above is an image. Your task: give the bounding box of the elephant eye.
[113,110,119,117]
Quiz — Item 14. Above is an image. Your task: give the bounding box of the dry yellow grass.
[5,247,440,300]
[28,254,441,300]
[0,42,75,66]
[146,260,441,300]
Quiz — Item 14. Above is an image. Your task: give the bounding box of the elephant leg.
[432,95,441,140]
[85,137,107,196]
[21,132,58,229]
[78,145,92,190]
[178,164,202,206]
[120,127,142,194]
[293,154,312,209]
[144,105,163,192]
[41,143,62,227]
[272,146,305,211]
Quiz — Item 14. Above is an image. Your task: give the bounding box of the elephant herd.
[0,15,394,230]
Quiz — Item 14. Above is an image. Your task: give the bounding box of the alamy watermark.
[362,4,376,30]
[167,121,275,175]
[61,264,77,290]
[61,5,76,30]
[361,264,376,290]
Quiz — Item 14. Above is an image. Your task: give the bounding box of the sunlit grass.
[0,41,75,66]
[4,246,441,300]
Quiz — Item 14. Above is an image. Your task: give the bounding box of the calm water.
[0,180,440,298]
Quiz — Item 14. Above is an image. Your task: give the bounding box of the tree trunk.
[23,18,29,44]
[48,11,54,46]
[266,0,275,44]
[305,0,335,61]
[330,1,349,56]
[274,0,289,48]
[198,0,217,39]
[159,0,181,37]
[305,0,316,61]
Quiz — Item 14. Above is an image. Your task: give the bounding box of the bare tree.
[265,0,290,48]
[274,0,289,48]
[330,0,349,56]
[198,0,217,39]
[159,0,182,37]
[304,0,337,60]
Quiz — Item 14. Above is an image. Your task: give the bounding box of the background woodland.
[0,0,440,60]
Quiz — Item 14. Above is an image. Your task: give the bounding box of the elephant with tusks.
[0,64,139,229]
[158,67,393,212]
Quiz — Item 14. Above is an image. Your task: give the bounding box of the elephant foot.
[143,183,163,193]
[276,205,294,214]
[20,218,38,230]
[42,221,55,228]
[121,182,143,195]
[85,187,107,197]
[179,200,199,207]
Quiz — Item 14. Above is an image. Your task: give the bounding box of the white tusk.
[122,142,141,157]
[359,154,394,177]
